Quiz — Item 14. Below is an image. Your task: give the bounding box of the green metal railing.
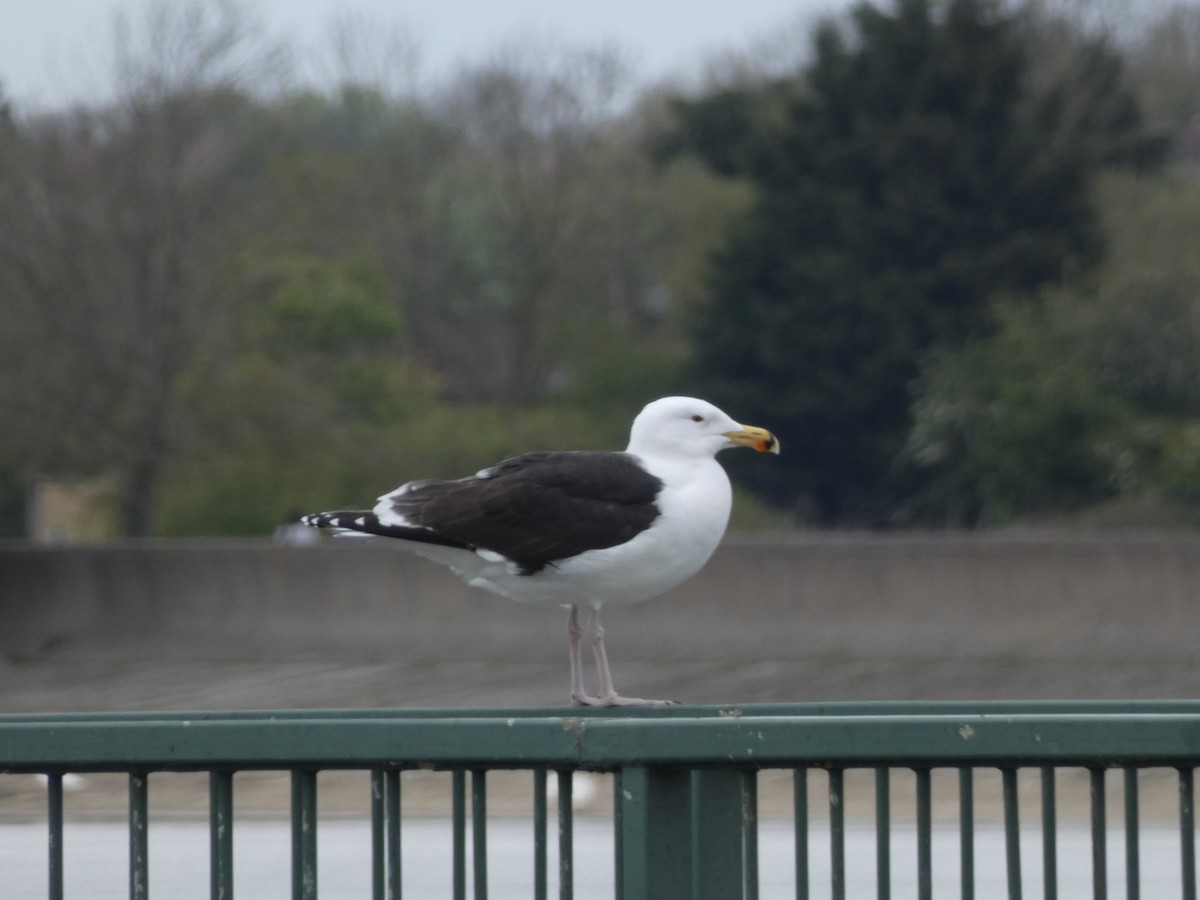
[3,701,1200,899]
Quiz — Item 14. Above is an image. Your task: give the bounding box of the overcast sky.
[2,0,858,110]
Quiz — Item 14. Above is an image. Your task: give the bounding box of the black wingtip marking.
[303,510,363,530]
[301,509,475,551]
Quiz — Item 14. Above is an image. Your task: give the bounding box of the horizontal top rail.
[4,702,1200,772]
[9,698,1200,718]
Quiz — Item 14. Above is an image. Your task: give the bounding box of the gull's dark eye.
[691,415,704,422]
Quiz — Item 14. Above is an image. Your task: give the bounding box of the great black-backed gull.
[302,396,779,706]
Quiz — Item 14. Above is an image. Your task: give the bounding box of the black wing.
[383,451,663,574]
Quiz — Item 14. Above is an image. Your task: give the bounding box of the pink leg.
[567,606,601,706]
[571,606,676,708]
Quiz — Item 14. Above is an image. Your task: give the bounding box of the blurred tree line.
[1,0,1199,535]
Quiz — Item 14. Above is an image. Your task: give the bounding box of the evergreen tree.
[676,0,1153,524]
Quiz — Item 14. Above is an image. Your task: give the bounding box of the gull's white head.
[626,396,780,460]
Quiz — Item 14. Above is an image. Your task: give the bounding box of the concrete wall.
[4,534,1199,664]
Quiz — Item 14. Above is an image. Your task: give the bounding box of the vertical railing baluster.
[371,771,385,900]
[47,772,64,900]
[1041,766,1057,900]
[1091,767,1108,900]
[386,770,401,900]
[1002,767,1022,900]
[829,768,845,900]
[742,770,759,900]
[794,769,808,900]
[291,769,318,900]
[613,771,623,900]
[130,771,149,900]
[471,770,488,900]
[959,767,974,900]
[533,770,548,900]
[693,769,754,895]
[875,767,890,900]
[915,768,931,900]
[616,767,693,899]
[557,770,574,900]
[1181,767,1196,900]
[452,771,466,900]
[210,770,234,900]
[1123,767,1139,900]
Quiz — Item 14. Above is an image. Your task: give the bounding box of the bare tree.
[0,0,274,534]
[113,0,288,99]
[1128,4,1200,161]
[1021,0,1200,162]
[363,46,644,403]
[317,11,422,98]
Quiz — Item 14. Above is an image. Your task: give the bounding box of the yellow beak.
[724,425,781,455]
